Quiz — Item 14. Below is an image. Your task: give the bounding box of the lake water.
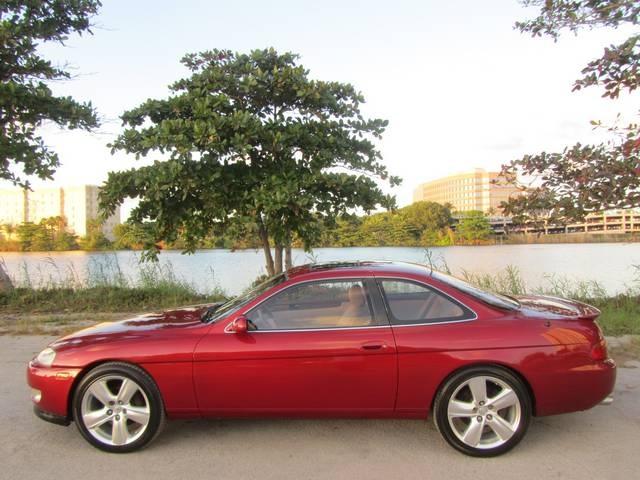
[1,243,639,296]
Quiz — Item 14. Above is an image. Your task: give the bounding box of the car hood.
[50,304,211,352]
[515,295,600,320]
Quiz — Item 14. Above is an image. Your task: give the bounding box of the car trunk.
[515,295,601,321]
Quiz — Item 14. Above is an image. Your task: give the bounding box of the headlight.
[36,348,56,367]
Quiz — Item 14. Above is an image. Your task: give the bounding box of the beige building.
[413,168,521,213]
[0,185,120,240]
[0,189,27,226]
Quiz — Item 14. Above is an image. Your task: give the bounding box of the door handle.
[361,342,387,350]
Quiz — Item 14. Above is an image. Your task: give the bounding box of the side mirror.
[229,316,249,334]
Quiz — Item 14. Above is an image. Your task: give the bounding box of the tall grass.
[459,265,626,300]
[1,252,638,336]
[460,265,528,296]
[459,265,639,336]
[0,255,226,313]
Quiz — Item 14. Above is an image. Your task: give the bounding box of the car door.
[375,277,478,413]
[193,277,398,415]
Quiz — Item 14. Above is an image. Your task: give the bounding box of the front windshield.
[205,272,286,323]
[430,270,520,310]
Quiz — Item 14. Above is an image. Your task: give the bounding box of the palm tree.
[381,194,398,213]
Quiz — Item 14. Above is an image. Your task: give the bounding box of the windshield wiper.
[200,301,227,322]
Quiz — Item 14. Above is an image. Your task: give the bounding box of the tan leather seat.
[338,285,371,326]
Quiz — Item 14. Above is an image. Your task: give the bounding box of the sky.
[8,0,639,214]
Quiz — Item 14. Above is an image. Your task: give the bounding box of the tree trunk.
[0,263,13,292]
[285,245,292,270]
[257,220,275,276]
[274,244,283,274]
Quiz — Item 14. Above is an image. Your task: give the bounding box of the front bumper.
[27,361,82,423]
[33,405,71,426]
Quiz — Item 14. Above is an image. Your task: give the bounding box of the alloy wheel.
[446,375,522,450]
[80,375,151,446]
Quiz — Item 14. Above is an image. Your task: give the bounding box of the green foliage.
[0,286,223,313]
[100,48,399,274]
[461,265,640,336]
[112,222,155,250]
[78,219,112,251]
[319,201,457,247]
[0,0,101,186]
[401,201,452,237]
[420,228,455,247]
[517,0,640,98]
[461,266,528,295]
[360,212,414,246]
[502,1,640,223]
[0,202,483,251]
[455,211,493,243]
[0,255,226,312]
[15,216,78,251]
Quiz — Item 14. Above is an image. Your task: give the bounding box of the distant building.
[0,185,120,240]
[487,209,640,235]
[412,168,520,213]
[0,188,27,226]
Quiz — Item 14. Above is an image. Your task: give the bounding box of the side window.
[379,280,474,325]
[247,280,375,330]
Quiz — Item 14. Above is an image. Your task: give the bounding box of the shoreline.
[0,235,639,255]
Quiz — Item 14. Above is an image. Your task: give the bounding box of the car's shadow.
[148,410,604,456]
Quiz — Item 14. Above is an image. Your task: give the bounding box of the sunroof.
[309,261,364,270]
[286,260,395,278]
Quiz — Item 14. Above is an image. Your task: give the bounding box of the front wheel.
[433,366,532,457]
[73,362,165,453]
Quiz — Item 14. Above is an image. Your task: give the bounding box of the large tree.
[0,0,101,290]
[500,0,640,223]
[100,49,398,275]
[1,0,101,187]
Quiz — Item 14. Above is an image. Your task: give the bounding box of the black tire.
[72,362,166,453]
[433,365,532,457]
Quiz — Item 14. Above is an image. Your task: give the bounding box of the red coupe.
[27,261,616,456]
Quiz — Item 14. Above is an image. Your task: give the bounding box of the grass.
[0,286,222,313]
[1,253,638,341]
[0,256,226,315]
[460,266,640,336]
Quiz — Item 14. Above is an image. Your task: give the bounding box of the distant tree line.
[318,202,493,247]
[0,217,111,252]
[0,204,510,253]
[111,202,494,251]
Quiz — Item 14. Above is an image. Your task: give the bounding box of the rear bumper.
[534,358,617,416]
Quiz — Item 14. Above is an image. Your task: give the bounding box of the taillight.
[590,338,608,361]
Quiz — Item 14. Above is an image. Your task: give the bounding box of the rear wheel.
[433,366,531,457]
[73,362,165,453]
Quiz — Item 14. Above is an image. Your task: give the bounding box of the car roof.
[285,260,431,280]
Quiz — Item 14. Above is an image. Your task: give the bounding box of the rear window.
[430,270,520,310]
[379,279,474,325]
